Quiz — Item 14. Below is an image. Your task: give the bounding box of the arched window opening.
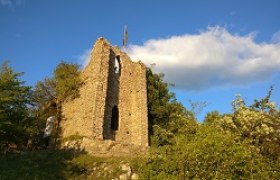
[111,106,119,130]
[114,56,121,74]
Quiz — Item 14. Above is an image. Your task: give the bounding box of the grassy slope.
[0,150,142,180]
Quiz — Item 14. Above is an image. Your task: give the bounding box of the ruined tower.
[60,38,148,155]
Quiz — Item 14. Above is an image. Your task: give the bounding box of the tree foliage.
[33,78,56,120]
[215,88,280,159]
[146,68,197,147]
[0,62,32,152]
[54,62,81,102]
[33,62,81,117]
[32,62,81,147]
[139,125,277,179]
[147,69,173,128]
[139,71,280,178]
[1,61,280,179]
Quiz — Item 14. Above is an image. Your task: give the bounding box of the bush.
[137,125,278,179]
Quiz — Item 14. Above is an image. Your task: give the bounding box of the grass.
[0,149,144,180]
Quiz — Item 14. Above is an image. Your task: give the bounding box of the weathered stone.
[131,173,139,180]
[96,172,101,177]
[104,165,112,172]
[119,173,128,180]
[60,37,148,155]
[120,164,132,177]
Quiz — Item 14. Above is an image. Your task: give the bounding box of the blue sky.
[1,0,280,120]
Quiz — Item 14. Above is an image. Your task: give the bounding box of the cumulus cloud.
[78,49,91,68]
[272,31,280,44]
[126,26,280,90]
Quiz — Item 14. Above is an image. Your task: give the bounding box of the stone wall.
[60,37,148,155]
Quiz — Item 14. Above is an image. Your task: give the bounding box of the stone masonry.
[60,37,148,155]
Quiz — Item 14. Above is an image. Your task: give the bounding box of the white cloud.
[78,49,91,68]
[0,0,24,10]
[126,26,280,90]
[272,31,280,44]
[1,0,12,7]
[229,11,236,16]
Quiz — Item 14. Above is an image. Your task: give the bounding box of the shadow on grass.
[0,148,89,180]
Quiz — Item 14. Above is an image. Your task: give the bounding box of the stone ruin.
[60,37,149,155]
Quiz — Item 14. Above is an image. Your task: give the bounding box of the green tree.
[54,62,81,102]
[146,68,197,146]
[33,78,56,119]
[216,89,280,159]
[138,124,277,179]
[204,110,221,124]
[33,61,81,146]
[147,69,172,129]
[180,125,274,179]
[33,62,81,117]
[0,62,32,152]
[32,77,57,143]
